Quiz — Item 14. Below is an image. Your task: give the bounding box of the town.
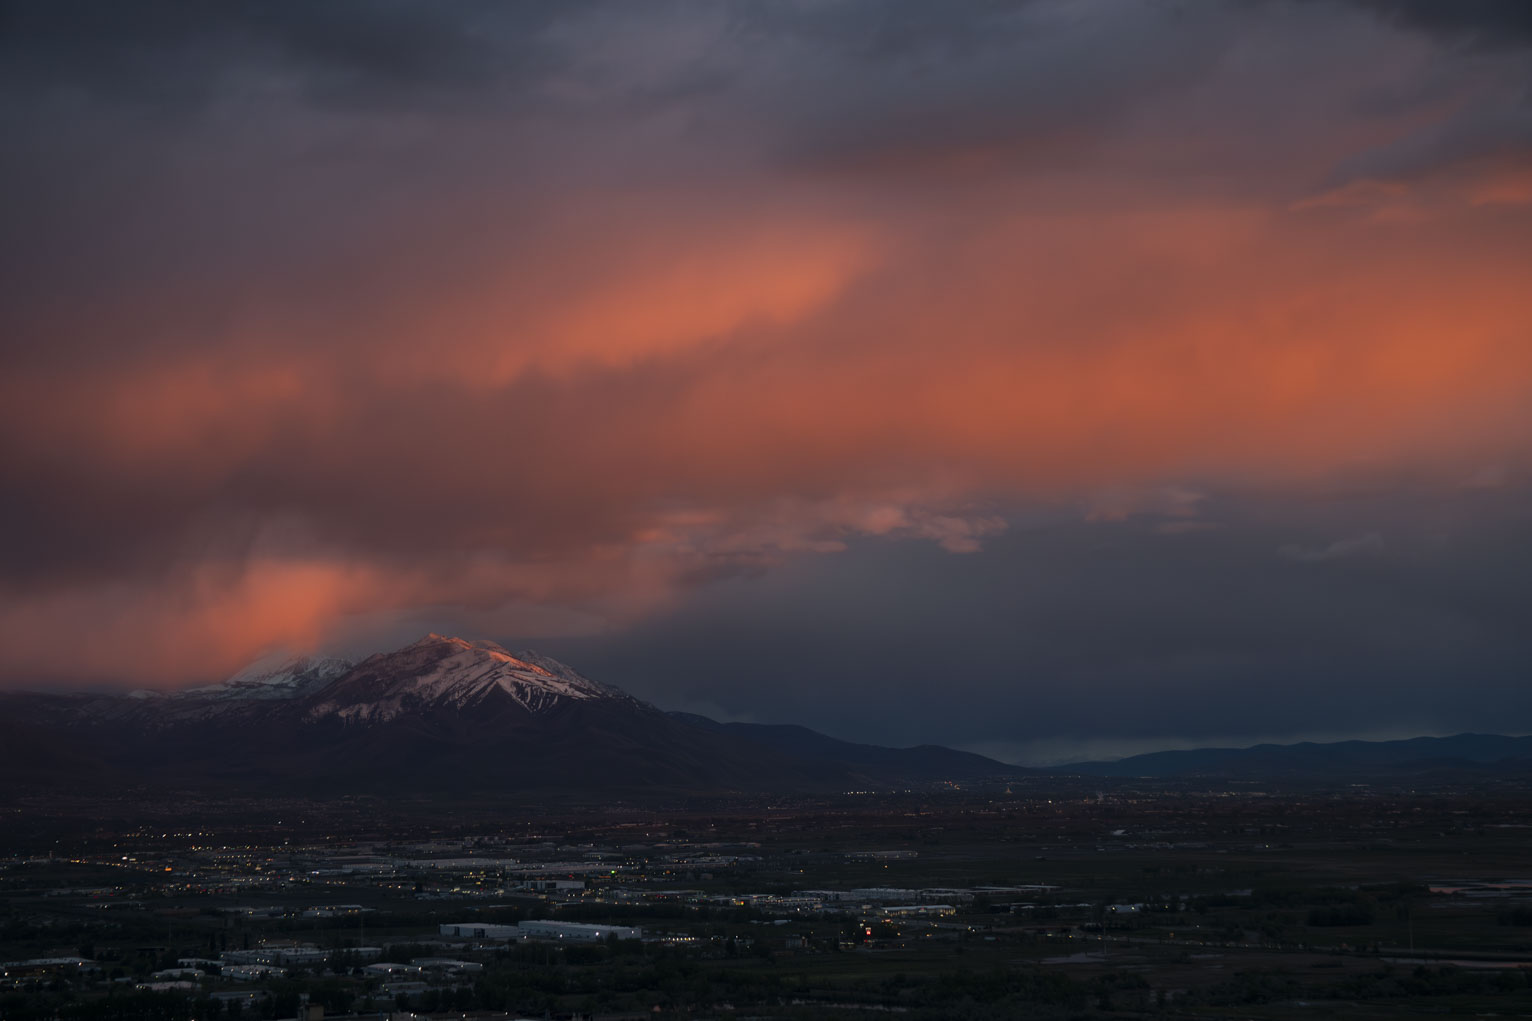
[3,778,1531,1019]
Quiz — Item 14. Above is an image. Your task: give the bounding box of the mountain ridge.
[0,634,1023,794]
[668,712,1039,784]
[5,636,1528,791]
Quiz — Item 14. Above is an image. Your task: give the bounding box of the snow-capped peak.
[305,634,634,724]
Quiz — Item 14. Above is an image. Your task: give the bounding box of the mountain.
[0,634,1024,795]
[670,713,1032,785]
[306,636,639,724]
[1057,733,1532,778]
[7,638,1527,795]
[180,654,352,702]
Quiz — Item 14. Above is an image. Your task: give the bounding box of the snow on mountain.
[177,654,354,702]
[305,633,637,724]
[7,635,639,733]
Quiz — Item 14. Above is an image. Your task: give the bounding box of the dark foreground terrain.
[3,775,1531,1020]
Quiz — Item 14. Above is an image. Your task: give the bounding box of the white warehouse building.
[518,920,640,942]
[439,920,641,942]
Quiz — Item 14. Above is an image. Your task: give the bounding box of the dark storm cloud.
[742,0,1039,59]
[540,485,1532,762]
[0,1,581,381]
[1316,101,1532,196]
[1293,0,1532,211]
[715,0,1252,180]
[0,0,575,109]
[1342,0,1532,49]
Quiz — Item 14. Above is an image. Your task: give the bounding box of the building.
[364,962,421,978]
[881,903,957,917]
[848,888,919,903]
[0,957,98,979]
[440,919,641,942]
[209,990,269,1009]
[222,964,277,982]
[517,920,640,942]
[221,942,330,968]
[413,958,483,974]
[520,878,586,892]
[439,922,520,940]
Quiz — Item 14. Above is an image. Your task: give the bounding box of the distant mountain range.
[0,634,1025,795]
[1,635,1526,795]
[1058,734,1532,778]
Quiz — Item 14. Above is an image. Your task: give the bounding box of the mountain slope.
[180,654,352,702]
[307,634,639,723]
[669,713,1031,785]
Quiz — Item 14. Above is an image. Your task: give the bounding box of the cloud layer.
[2,1,1530,751]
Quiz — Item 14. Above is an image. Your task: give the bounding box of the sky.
[2,0,1530,763]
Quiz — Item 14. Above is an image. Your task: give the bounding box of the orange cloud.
[4,168,1531,686]
[0,558,398,685]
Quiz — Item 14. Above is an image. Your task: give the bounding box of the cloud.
[541,493,1532,752]
[2,1,1531,690]
[1084,487,1207,524]
[1340,0,1532,50]
[1280,532,1386,562]
[0,1,577,111]
[1301,102,1532,213]
[1465,464,1510,489]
